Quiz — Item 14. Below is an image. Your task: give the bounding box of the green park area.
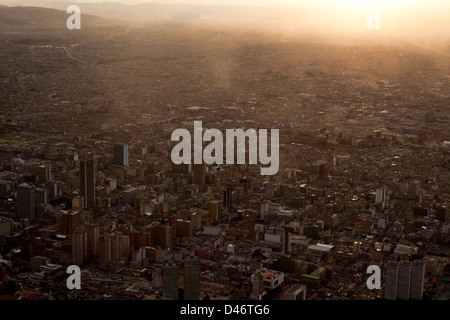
[0,133,37,144]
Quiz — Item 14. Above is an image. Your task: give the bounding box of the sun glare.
[298,0,434,10]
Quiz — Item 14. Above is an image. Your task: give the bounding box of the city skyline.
[0,1,448,303]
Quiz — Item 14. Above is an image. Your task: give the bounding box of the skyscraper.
[251,271,264,300]
[72,230,87,265]
[17,184,35,220]
[375,188,387,204]
[123,235,130,258]
[208,200,220,222]
[99,234,112,267]
[163,265,179,300]
[80,159,96,209]
[397,261,412,300]
[410,261,425,300]
[113,143,128,167]
[283,228,291,254]
[61,211,81,235]
[223,187,233,213]
[184,259,200,300]
[384,260,425,300]
[112,231,124,261]
[86,224,100,257]
[385,261,399,300]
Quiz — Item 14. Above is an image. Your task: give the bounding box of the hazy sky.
[2,0,447,10]
[26,0,443,7]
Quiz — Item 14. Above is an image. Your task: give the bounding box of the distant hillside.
[0,1,449,42]
[0,6,124,29]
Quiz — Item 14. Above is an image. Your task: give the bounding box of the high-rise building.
[112,231,124,261]
[113,143,128,168]
[99,234,112,267]
[283,229,291,254]
[43,182,57,200]
[123,235,130,258]
[17,184,35,220]
[86,224,100,257]
[251,271,264,300]
[175,220,192,237]
[72,230,87,265]
[410,261,425,300]
[37,164,52,183]
[61,211,80,235]
[163,265,179,300]
[156,225,172,249]
[223,187,233,213]
[397,261,412,300]
[385,260,424,300]
[34,188,48,206]
[192,163,205,186]
[80,159,96,208]
[385,261,399,300]
[375,188,387,204]
[191,213,202,231]
[184,259,200,300]
[208,200,220,222]
[408,181,421,200]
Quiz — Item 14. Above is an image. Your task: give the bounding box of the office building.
[163,265,179,299]
[61,211,81,235]
[251,271,264,300]
[17,184,35,220]
[80,159,96,208]
[385,261,399,300]
[283,229,291,254]
[191,212,202,231]
[384,260,425,300]
[34,188,48,206]
[86,224,100,257]
[123,235,130,258]
[156,224,172,249]
[375,188,386,204]
[209,200,220,222]
[37,164,52,183]
[223,187,232,212]
[99,234,112,267]
[72,230,87,265]
[112,231,124,261]
[176,219,192,237]
[113,143,128,167]
[410,261,425,300]
[184,259,200,300]
[43,182,57,200]
[397,261,412,300]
